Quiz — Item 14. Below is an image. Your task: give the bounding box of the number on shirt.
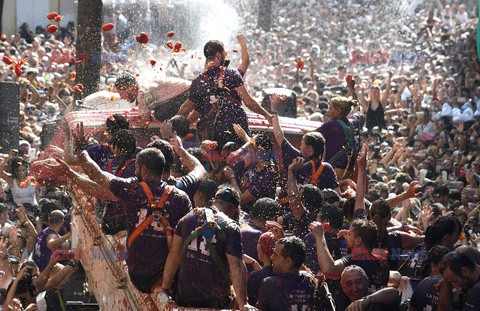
[187,231,217,256]
[135,209,148,227]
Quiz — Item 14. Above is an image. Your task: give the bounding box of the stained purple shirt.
[283,211,315,238]
[240,222,263,262]
[318,116,360,170]
[464,277,480,311]
[87,144,112,168]
[166,172,200,205]
[189,66,248,138]
[175,207,243,303]
[281,138,339,190]
[100,157,136,234]
[247,266,275,306]
[110,178,192,275]
[410,275,441,311]
[232,150,277,212]
[257,271,316,311]
[33,228,57,272]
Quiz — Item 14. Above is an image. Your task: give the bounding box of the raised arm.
[380,71,393,107]
[169,132,207,182]
[177,98,196,118]
[309,221,345,276]
[77,150,116,191]
[270,94,285,146]
[236,85,273,122]
[288,157,308,221]
[236,33,250,75]
[386,181,421,209]
[354,147,367,213]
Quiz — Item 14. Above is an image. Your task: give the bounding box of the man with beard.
[47,148,192,296]
[256,236,316,310]
[439,251,480,310]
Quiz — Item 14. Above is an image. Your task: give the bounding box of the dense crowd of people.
[1,0,480,310]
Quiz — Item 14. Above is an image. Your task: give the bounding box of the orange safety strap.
[127,183,173,248]
[107,158,134,177]
[277,196,289,205]
[309,160,324,185]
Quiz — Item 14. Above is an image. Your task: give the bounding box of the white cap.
[462,108,474,122]
[441,103,453,117]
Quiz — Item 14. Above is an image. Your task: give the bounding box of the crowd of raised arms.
[0,0,480,310]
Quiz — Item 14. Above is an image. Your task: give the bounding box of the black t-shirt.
[464,276,480,311]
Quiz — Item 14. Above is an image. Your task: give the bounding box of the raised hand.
[288,157,304,172]
[233,124,249,143]
[168,131,182,154]
[269,94,282,113]
[265,221,284,239]
[159,119,173,139]
[405,181,422,198]
[71,122,91,151]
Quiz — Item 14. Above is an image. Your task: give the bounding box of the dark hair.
[111,129,136,158]
[215,186,240,208]
[302,132,325,158]
[105,114,130,134]
[170,115,189,138]
[197,179,218,205]
[350,219,378,251]
[136,148,165,177]
[114,73,137,90]
[38,198,60,223]
[440,251,476,276]
[146,139,174,173]
[319,204,344,229]
[250,198,279,220]
[301,184,323,215]
[11,157,30,179]
[204,40,224,60]
[369,199,391,242]
[425,216,462,249]
[45,191,72,209]
[277,236,306,269]
[419,245,450,278]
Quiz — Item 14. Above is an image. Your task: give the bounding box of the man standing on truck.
[176,38,273,149]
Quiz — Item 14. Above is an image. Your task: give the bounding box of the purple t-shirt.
[189,66,248,137]
[318,116,360,170]
[232,151,277,212]
[100,157,136,234]
[175,207,243,303]
[281,138,339,190]
[87,144,113,169]
[247,266,275,306]
[166,173,200,205]
[240,222,263,262]
[464,277,480,311]
[257,271,316,311]
[33,228,57,272]
[283,211,315,238]
[110,178,192,275]
[410,275,441,311]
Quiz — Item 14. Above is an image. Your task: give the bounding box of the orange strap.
[107,158,134,177]
[277,196,289,205]
[309,160,324,185]
[127,183,173,248]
